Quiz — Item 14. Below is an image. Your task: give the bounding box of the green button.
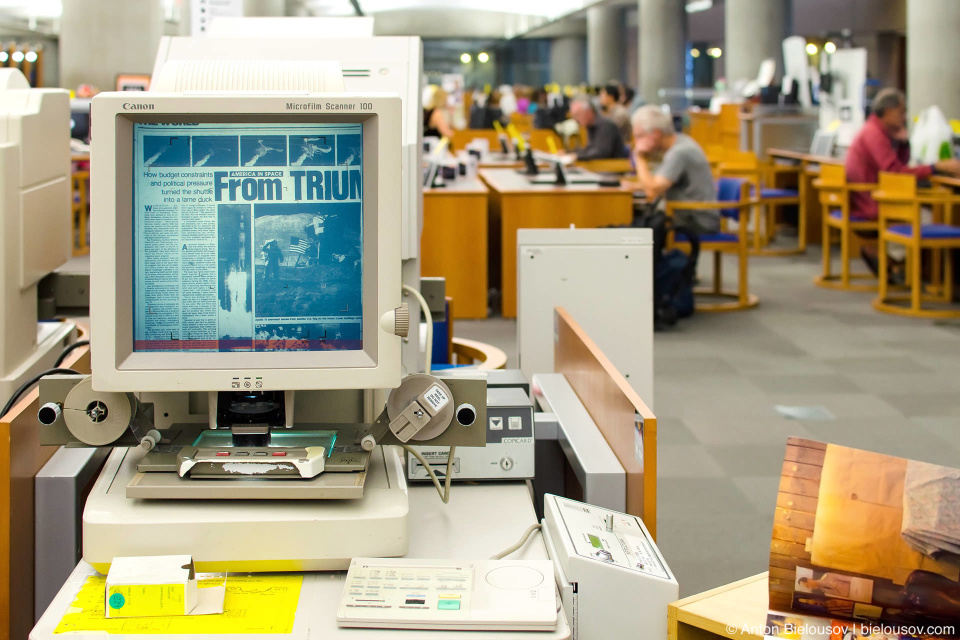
[438,599,461,611]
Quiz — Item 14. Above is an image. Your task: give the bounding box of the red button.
[216,452,230,456]
[272,452,287,457]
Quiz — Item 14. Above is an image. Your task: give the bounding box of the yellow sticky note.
[55,574,303,635]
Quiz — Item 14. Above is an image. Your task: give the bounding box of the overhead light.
[11,51,23,63]
[478,52,489,63]
[691,48,700,58]
[708,48,721,58]
[824,41,836,54]
[806,43,818,55]
[0,52,8,63]
[460,53,471,64]
[685,0,713,13]
[25,51,37,63]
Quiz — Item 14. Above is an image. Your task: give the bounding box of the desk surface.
[669,573,768,640]
[425,178,489,195]
[32,481,570,640]
[479,168,629,195]
[933,175,960,189]
[767,148,845,166]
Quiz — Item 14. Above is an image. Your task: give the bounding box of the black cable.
[1,368,79,420]
[54,340,90,367]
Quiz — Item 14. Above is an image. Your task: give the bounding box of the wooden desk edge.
[766,148,807,161]
[424,187,490,196]
[668,573,768,640]
[670,573,768,611]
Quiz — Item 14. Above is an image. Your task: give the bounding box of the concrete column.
[550,36,587,87]
[587,5,624,85]
[724,0,791,85]
[637,0,685,108]
[60,0,164,92]
[907,0,960,117]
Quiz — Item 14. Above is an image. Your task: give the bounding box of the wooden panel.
[497,190,632,317]
[451,129,563,153]
[770,539,811,560]
[776,492,819,514]
[780,460,822,481]
[687,110,720,149]
[553,307,657,537]
[777,475,820,497]
[669,573,768,640]
[576,158,632,174]
[0,326,89,640]
[784,445,826,466]
[772,525,812,545]
[421,188,489,318]
[769,553,804,571]
[719,103,743,151]
[768,567,797,584]
[773,507,815,531]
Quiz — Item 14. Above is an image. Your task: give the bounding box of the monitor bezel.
[91,93,402,392]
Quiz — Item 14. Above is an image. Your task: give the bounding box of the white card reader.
[541,494,678,640]
[336,557,558,631]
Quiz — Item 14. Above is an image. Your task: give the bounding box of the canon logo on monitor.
[122,103,155,110]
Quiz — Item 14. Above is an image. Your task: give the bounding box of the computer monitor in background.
[0,69,76,400]
[89,90,406,393]
[69,98,90,142]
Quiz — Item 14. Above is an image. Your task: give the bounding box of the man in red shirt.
[846,88,960,271]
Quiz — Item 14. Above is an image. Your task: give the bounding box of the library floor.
[457,249,960,598]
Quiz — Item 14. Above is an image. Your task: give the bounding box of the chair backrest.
[877,171,918,223]
[704,144,726,166]
[818,163,846,187]
[721,149,758,169]
[717,149,760,188]
[716,177,750,219]
[817,164,848,208]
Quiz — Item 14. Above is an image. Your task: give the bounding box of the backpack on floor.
[636,209,700,328]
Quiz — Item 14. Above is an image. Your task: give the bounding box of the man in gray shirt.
[569,95,629,161]
[622,105,718,235]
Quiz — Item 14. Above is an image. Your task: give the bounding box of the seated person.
[846,87,960,272]
[423,86,455,141]
[599,84,632,142]
[622,105,719,236]
[569,95,629,161]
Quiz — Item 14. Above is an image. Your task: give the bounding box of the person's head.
[570,95,597,128]
[599,84,620,108]
[423,85,448,111]
[798,577,812,588]
[624,87,635,105]
[631,105,676,152]
[872,88,907,133]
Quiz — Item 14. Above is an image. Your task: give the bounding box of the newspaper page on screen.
[132,122,364,354]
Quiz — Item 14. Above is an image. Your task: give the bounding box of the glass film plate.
[193,429,338,453]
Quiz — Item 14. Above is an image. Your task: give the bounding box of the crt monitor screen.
[71,109,89,141]
[132,121,364,354]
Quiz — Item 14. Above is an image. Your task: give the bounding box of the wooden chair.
[813,164,879,291]
[717,150,803,255]
[667,177,760,311]
[451,338,507,369]
[872,172,960,318]
[71,169,90,256]
[704,144,726,174]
